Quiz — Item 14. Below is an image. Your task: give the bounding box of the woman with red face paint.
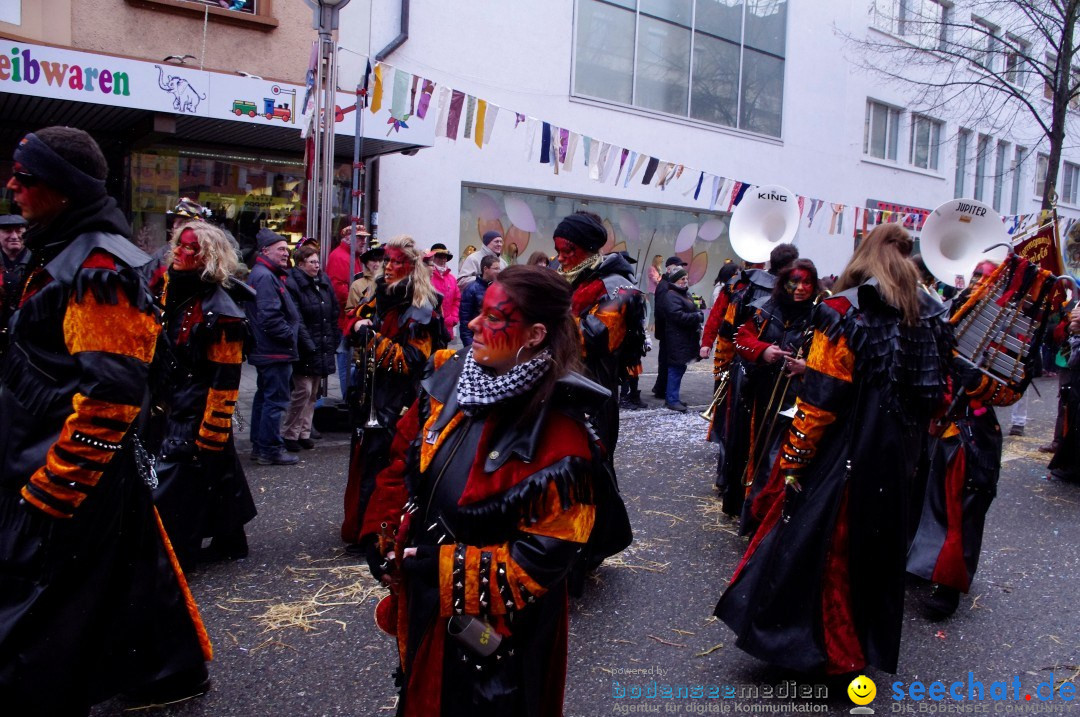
[725,259,819,536]
[341,235,448,547]
[715,224,952,676]
[360,265,629,717]
[148,219,257,571]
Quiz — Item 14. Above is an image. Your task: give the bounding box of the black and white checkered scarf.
[457,348,551,413]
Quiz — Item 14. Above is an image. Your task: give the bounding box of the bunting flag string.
[361,58,1062,246]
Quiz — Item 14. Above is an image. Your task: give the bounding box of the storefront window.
[460,184,736,301]
[130,148,350,261]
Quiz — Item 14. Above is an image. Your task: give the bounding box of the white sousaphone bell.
[728,184,800,263]
[919,198,1010,286]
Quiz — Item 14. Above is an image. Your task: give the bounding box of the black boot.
[925,584,961,619]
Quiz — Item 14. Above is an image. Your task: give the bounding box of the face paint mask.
[173,227,203,271]
[468,283,531,372]
[785,269,814,302]
[554,237,590,272]
[384,247,414,284]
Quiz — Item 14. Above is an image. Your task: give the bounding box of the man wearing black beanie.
[0,127,211,714]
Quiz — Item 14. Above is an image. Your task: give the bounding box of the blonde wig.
[385,234,438,309]
[169,221,240,287]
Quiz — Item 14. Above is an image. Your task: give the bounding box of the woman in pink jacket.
[427,243,460,340]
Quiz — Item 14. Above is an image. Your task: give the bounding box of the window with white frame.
[992,140,1008,211]
[1062,162,1080,204]
[974,134,991,201]
[910,114,942,170]
[971,18,997,71]
[954,128,971,198]
[1010,146,1026,214]
[871,0,949,48]
[1034,153,1049,198]
[1045,54,1058,100]
[573,0,788,137]
[864,100,900,160]
[1004,37,1028,86]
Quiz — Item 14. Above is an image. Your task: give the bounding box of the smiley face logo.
[847,675,876,705]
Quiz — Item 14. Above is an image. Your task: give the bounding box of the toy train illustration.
[231,85,296,123]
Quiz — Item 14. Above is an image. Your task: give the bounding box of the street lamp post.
[304,0,351,269]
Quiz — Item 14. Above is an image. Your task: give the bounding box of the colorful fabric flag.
[599,145,619,183]
[463,96,476,139]
[588,140,601,180]
[709,176,723,211]
[370,63,384,114]
[830,204,845,235]
[525,119,539,161]
[390,68,411,120]
[416,79,435,119]
[563,133,580,171]
[515,112,527,128]
[408,74,420,115]
[641,156,660,185]
[446,90,465,140]
[483,105,499,144]
[474,99,487,148]
[540,122,551,164]
[614,149,630,185]
[434,87,450,138]
[558,129,569,164]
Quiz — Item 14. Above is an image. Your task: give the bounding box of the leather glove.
[363,538,390,582]
[400,545,438,586]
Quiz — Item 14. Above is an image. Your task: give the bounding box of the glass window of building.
[574,0,788,137]
[992,140,1008,211]
[1062,162,1080,204]
[1010,146,1026,214]
[1005,37,1029,86]
[954,128,971,198]
[972,18,998,71]
[1034,153,1049,198]
[974,134,991,201]
[909,114,942,170]
[864,100,900,160]
[129,148,350,259]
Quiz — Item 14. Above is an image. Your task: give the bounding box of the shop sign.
[865,198,932,231]
[0,41,433,146]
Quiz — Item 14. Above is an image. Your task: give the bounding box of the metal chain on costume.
[131,434,159,490]
[232,403,246,433]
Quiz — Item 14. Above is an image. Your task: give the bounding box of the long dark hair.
[493,265,583,421]
[772,258,819,303]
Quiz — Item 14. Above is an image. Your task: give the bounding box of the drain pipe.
[375,0,409,61]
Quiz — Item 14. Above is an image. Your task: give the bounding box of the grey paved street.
[91,369,1079,717]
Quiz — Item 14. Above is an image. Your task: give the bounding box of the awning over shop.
[0,39,432,159]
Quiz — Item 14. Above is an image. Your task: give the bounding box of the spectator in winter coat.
[457,230,507,288]
[660,268,703,412]
[651,255,688,399]
[459,254,500,347]
[247,228,302,465]
[426,242,460,340]
[283,244,340,451]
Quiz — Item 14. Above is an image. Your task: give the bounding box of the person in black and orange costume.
[909,258,1060,618]
[715,224,952,676]
[360,266,629,717]
[341,234,448,548]
[0,128,211,715]
[552,211,646,456]
[148,217,257,571]
[711,244,798,512]
[730,259,819,536]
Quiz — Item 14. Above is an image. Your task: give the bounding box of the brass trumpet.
[699,369,731,422]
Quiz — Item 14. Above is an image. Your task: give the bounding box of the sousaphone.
[919,198,1009,288]
[728,184,800,263]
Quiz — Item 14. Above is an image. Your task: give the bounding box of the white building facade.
[337,0,1080,292]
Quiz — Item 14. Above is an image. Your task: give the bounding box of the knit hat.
[0,215,27,228]
[256,227,288,251]
[553,213,607,253]
[669,268,688,283]
[13,128,108,201]
[482,231,502,246]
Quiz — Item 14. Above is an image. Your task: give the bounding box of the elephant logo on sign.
[155,65,206,113]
